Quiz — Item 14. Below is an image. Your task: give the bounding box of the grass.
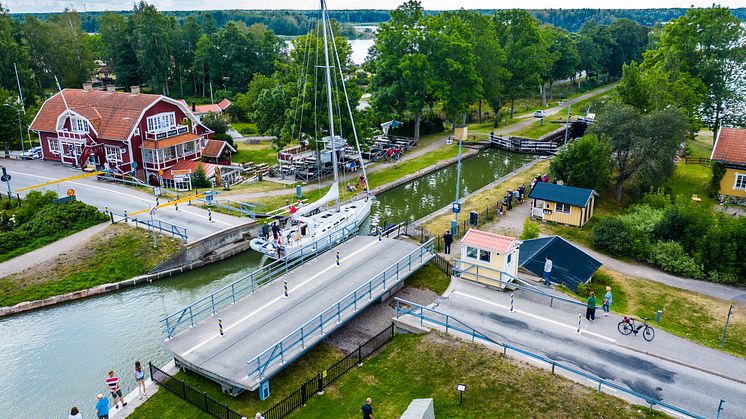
[232,141,277,165]
[422,160,551,235]
[512,118,567,139]
[230,122,258,135]
[570,268,746,359]
[665,132,715,209]
[295,333,660,418]
[130,342,345,418]
[404,262,451,295]
[0,224,183,307]
[540,220,595,247]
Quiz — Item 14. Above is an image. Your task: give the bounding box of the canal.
[0,147,533,418]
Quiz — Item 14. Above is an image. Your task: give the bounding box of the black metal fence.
[432,253,454,277]
[149,362,244,419]
[262,323,395,419]
[684,157,710,165]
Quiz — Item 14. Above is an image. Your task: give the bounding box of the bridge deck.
[164,236,429,392]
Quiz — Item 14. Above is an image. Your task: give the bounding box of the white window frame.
[70,117,89,133]
[734,173,746,190]
[48,138,60,154]
[146,112,176,133]
[466,246,478,260]
[556,202,571,214]
[184,141,195,154]
[479,249,491,263]
[105,145,123,163]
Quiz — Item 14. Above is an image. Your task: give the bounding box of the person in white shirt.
[543,257,553,286]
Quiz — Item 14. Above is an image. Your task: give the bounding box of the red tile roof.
[30,89,163,141]
[161,160,219,180]
[202,139,235,158]
[712,127,746,165]
[178,99,232,115]
[461,229,518,253]
[142,133,201,149]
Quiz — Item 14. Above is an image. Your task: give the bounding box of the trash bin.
[296,184,302,199]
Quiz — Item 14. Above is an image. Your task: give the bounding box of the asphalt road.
[431,279,746,418]
[0,158,248,241]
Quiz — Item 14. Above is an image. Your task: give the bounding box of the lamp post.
[2,103,24,158]
[451,134,463,236]
[563,102,571,145]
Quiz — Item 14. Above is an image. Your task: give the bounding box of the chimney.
[82,82,93,91]
[192,102,196,112]
[130,85,140,94]
[106,85,116,92]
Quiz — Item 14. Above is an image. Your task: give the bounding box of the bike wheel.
[618,321,633,335]
[643,326,655,341]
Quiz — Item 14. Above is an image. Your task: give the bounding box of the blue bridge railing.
[109,211,188,242]
[394,298,710,419]
[160,221,361,339]
[246,238,436,385]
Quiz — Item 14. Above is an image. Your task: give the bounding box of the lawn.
[230,122,258,136]
[666,133,715,209]
[232,141,277,165]
[511,118,567,139]
[404,262,451,295]
[569,268,746,359]
[0,224,183,307]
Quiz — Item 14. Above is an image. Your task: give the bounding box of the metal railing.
[262,324,395,419]
[160,222,360,339]
[108,211,188,242]
[246,238,435,384]
[394,298,708,419]
[149,362,243,419]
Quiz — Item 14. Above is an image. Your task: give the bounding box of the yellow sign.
[66,189,75,197]
[15,171,103,192]
[158,169,164,176]
[128,193,204,216]
[322,370,327,379]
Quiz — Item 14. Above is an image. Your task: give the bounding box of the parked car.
[18,146,42,160]
[534,110,547,118]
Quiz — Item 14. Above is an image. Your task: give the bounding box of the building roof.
[180,99,232,115]
[30,89,161,141]
[518,236,602,292]
[711,127,746,165]
[528,182,595,208]
[161,160,220,180]
[142,133,202,149]
[202,139,236,158]
[461,229,518,253]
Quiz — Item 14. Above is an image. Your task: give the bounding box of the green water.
[372,148,533,226]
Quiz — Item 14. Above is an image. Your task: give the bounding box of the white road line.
[452,291,616,344]
[180,239,382,357]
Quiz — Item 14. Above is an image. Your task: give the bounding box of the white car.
[18,146,42,160]
[534,110,547,118]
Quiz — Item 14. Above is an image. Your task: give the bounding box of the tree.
[233,73,275,120]
[607,18,649,78]
[577,19,616,81]
[589,104,687,201]
[191,35,218,97]
[615,61,651,112]
[131,2,173,93]
[549,135,612,193]
[173,16,203,97]
[540,25,577,105]
[201,112,230,135]
[642,6,745,143]
[252,84,290,149]
[99,12,140,87]
[0,5,36,101]
[192,164,211,188]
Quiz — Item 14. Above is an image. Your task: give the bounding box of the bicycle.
[617,316,655,341]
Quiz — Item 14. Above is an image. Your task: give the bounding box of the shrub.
[592,217,631,257]
[520,218,539,240]
[192,164,212,188]
[239,125,257,136]
[212,133,234,148]
[708,271,741,285]
[202,112,230,135]
[646,240,704,279]
[641,187,672,209]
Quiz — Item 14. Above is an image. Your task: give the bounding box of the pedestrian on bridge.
[95,394,109,419]
[134,361,147,400]
[362,397,374,419]
[105,370,126,409]
[443,231,453,254]
[586,292,597,322]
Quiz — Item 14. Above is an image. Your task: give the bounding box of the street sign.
[153,186,161,196]
[131,161,138,170]
[0,174,9,182]
[67,188,75,197]
[158,169,164,176]
[452,202,461,214]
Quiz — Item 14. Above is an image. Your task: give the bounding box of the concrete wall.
[401,398,435,419]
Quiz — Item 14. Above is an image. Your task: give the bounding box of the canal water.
[0,147,532,418]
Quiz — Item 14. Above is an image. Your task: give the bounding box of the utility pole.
[451,135,463,236]
[563,102,571,145]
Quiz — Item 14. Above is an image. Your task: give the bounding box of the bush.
[239,125,257,136]
[192,164,212,188]
[520,218,539,240]
[647,240,704,279]
[202,112,230,135]
[592,217,631,257]
[212,133,234,149]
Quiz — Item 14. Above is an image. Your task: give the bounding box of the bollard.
[218,318,224,337]
[174,201,179,211]
[510,293,514,312]
[104,205,109,215]
[156,197,160,206]
[577,313,582,333]
[377,227,382,242]
[656,309,662,324]
[336,251,340,266]
[208,208,213,223]
[124,210,128,223]
[283,280,289,298]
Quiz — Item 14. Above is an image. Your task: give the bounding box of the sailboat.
[250,0,373,260]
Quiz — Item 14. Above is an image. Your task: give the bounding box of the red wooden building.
[29,88,214,185]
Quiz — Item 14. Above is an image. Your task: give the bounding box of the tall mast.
[320,0,340,191]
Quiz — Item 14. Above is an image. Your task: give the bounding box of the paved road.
[429,279,746,418]
[0,159,248,241]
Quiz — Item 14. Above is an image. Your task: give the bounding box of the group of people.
[498,184,528,217]
[70,362,147,419]
[585,286,614,322]
[385,146,403,162]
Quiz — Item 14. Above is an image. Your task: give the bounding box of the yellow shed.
[711,127,746,200]
[459,229,521,288]
[528,182,597,227]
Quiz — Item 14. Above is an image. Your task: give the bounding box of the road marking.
[180,239,381,357]
[452,291,615,343]
[15,171,103,192]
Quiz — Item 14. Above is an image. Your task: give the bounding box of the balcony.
[145,125,190,141]
[56,130,87,142]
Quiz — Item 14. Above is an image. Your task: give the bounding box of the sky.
[6,0,746,14]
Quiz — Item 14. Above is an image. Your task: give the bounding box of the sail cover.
[294,182,339,217]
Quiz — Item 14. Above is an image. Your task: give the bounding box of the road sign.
[452,202,461,214]
[153,186,161,196]
[66,188,75,197]
[158,169,164,176]
[131,161,138,170]
[0,174,10,182]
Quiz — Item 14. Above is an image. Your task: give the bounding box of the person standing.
[586,292,597,322]
[271,222,279,241]
[443,231,453,255]
[261,223,270,239]
[543,257,552,286]
[105,370,126,409]
[506,191,513,210]
[95,394,109,419]
[69,406,82,419]
[602,286,613,317]
[255,413,266,419]
[134,361,147,400]
[362,397,374,419]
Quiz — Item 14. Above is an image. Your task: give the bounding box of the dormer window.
[71,117,89,133]
[147,112,176,133]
